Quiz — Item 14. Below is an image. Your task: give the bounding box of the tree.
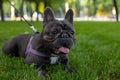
[43,0,51,8]
[20,0,24,20]
[0,0,4,21]
[113,0,119,21]
[75,0,80,17]
[35,0,39,20]
[93,0,97,15]
[26,0,66,20]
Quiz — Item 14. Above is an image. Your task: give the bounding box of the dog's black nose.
[61,33,69,38]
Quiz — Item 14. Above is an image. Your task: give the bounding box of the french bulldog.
[2,7,75,79]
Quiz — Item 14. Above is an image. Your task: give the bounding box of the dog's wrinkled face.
[42,8,75,54]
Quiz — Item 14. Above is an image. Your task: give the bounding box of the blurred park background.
[0,0,120,21]
[1,1,120,79]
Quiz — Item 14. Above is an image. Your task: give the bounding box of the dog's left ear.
[43,7,55,26]
[65,9,73,24]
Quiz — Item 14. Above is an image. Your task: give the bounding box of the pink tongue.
[58,47,70,53]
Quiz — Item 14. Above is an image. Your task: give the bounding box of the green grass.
[0,21,120,80]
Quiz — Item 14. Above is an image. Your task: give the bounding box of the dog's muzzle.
[61,33,69,38]
[53,33,73,54]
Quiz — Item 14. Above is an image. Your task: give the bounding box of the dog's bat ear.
[43,7,55,26]
[65,9,73,24]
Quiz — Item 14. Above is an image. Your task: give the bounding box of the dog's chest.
[50,54,59,64]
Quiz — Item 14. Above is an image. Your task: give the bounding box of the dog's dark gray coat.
[2,7,75,79]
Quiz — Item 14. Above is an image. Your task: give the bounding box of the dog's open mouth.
[56,47,70,54]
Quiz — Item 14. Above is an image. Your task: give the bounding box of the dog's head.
[41,7,75,54]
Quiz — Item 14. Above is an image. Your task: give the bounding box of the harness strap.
[25,33,48,57]
[8,0,38,32]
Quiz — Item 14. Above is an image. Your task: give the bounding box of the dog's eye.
[51,31,58,34]
[70,31,74,35]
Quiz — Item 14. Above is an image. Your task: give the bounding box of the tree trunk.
[28,1,32,21]
[20,0,24,20]
[0,0,4,21]
[93,0,97,15]
[113,0,119,22]
[76,0,80,17]
[36,0,39,21]
[44,0,51,8]
[44,0,48,8]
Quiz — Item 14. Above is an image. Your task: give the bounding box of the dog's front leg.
[35,64,50,80]
[25,55,50,79]
[59,54,73,72]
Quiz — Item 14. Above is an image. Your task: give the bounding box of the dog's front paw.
[38,70,50,80]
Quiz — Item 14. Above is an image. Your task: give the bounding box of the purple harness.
[25,35,48,57]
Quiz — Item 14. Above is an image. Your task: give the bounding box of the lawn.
[0,21,120,80]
